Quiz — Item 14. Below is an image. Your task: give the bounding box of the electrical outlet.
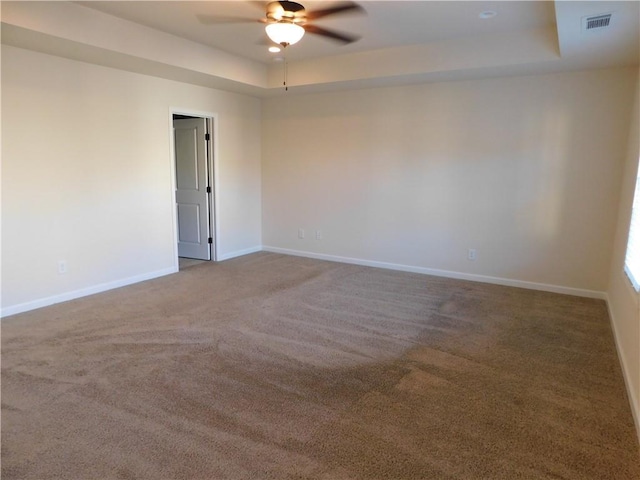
[298,228,305,239]
[58,260,68,274]
[315,230,322,240]
[467,249,477,261]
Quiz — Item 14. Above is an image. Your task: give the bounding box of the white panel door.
[174,118,210,260]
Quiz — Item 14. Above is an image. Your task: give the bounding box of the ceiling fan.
[198,1,365,48]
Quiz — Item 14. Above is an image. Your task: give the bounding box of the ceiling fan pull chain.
[284,47,289,91]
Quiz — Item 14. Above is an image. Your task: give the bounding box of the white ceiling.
[1,1,638,96]
[75,1,557,64]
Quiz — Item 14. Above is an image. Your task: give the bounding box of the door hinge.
[205,133,210,141]
[208,237,213,244]
[206,186,211,193]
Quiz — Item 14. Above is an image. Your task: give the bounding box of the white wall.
[1,45,262,315]
[607,68,640,438]
[1,42,638,438]
[262,68,637,295]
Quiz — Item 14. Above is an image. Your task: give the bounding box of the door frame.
[169,108,219,264]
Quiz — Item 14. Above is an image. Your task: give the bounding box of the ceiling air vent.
[582,13,613,32]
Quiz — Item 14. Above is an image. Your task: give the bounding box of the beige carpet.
[2,252,639,479]
[179,257,208,270]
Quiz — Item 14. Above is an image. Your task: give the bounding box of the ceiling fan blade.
[306,2,364,21]
[304,24,360,44]
[196,14,264,25]
[276,1,306,13]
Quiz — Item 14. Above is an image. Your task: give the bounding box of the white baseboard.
[5,246,604,317]
[261,246,607,300]
[217,245,262,261]
[2,245,263,318]
[1,267,178,318]
[606,296,640,445]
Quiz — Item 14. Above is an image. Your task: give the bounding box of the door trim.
[169,108,219,265]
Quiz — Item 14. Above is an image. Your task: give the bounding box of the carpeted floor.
[179,257,208,270]
[2,252,639,479]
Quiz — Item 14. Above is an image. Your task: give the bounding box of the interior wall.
[607,68,640,438]
[1,45,262,315]
[262,68,637,294]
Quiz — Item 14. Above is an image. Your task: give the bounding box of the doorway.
[171,112,217,267]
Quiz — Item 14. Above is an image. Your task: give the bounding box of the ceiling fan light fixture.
[265,22,305,46]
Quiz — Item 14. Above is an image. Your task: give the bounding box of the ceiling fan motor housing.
[267,1,307,24]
